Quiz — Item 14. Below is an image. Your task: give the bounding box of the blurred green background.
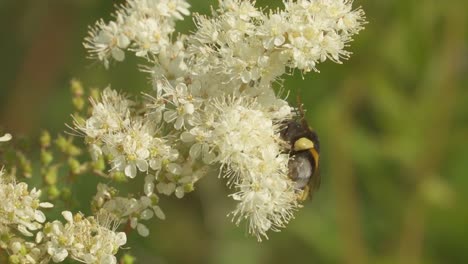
[1,0,468,263]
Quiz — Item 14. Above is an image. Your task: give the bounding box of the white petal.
[167,163,182,175]
[156,182,176,196]
[35,210,46,223]
[118,35,130,49]
[180,131,195,142]
[74,243,84,250]
[178,176,192,184]
[100,254,117,264]
[137,223,149,237]
[202,151,216,164]
[36,231,44,243]
[115,232,127,246]
[125,163,137,178]
[144,182,154,196]
[175,186,185,199]
[11,242,21,253]
[174,116,184,130]
[50,247,68,262]
[82,254,96,263]
[241,71,251,83]
[274,35,286,46]
[140,209,154,220]
[189,143,202,159]
[149,159,162,170]
[97,30,112,43]
[169,149,179,160]
[130,217,138,229]
[0,133,12,142]
[135,49,148,57]
[137,148,150,159]
[18,225,33,236]
[62,211,73,223]
[39,202,54,208]
[136,159,148,172]
[163,110,177,123]
[184,103,194,114]
[89,144,102,161]
[153,206,166,220]
[140,196,152,207]
[111,48,125,61]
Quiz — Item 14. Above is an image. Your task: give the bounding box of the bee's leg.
[297,185,310,202]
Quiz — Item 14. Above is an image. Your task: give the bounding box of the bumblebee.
[281,111,320,201]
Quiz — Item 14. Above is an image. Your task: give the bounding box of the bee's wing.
[307,149,321,199]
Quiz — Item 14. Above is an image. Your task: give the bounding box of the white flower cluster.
[82,0,365,240]
[0,169,50,263]
[0,140,126,263]
[205,97,299,238]
[0,169,127,263]
[186,0,366,97]
[92,183,165,237]
[0,171,53,237]
[77,87,179,179]
[84,0,190,68]
[40,211,126,264]
[79,81,295,240]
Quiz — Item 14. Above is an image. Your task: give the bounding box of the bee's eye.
[293,137,314,151]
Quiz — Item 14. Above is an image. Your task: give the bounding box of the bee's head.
[280,120,305,143]
[280,120,320,153]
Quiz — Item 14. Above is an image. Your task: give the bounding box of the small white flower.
[258,13,288,49]
[104,120,173,178]
[160,82,201,130]
[0,133,12,142]
[76,87,132,142]
[181,129,216,164]
[84,14,130,68]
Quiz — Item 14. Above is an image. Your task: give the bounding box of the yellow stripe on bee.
[309,148,320,172]
[294,137,315,151]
